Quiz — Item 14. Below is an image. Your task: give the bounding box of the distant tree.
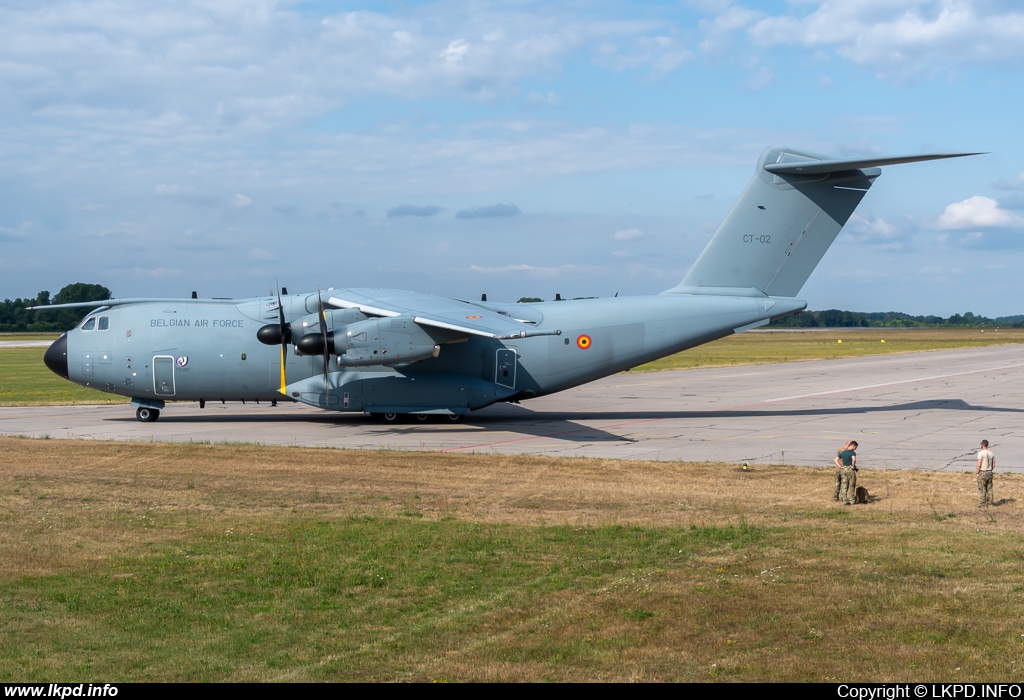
[52,283,111,306]
[817,309,868,327]
[517,297,544,303]
[769,311,818,327]
[30,283,112,332]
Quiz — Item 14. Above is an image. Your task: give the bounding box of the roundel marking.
[176,356,189,367]
[576,334,592,350]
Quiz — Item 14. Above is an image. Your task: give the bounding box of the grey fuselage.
[50,289,802,415]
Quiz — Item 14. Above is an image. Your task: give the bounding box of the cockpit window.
[98,316,109,331]
[81,317,96,331]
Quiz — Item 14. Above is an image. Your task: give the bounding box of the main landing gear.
[371,412,464,424]
[136,407,160,422]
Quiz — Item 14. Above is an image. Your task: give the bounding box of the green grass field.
[636,327,1024,371]
[2,438,1022,682]
[0,345,126,405]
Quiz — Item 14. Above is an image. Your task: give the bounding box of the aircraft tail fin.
[665,146,981,298]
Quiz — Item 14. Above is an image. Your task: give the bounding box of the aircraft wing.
[327,288,561,340]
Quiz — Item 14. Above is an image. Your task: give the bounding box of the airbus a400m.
[40,146,976,423]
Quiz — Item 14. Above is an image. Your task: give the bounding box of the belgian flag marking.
[577,334,592,350]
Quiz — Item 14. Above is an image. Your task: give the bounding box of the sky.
[1,0,1023,317]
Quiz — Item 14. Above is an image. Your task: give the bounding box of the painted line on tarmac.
[759,362,1024,404]
[438,361,1024,454]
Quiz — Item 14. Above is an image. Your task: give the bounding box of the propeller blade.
[277,286,287,395]
[317,286,330,407]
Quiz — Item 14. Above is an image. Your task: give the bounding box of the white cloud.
[613,228,645,240]
[937,196,1019,229]
[132,267,182,279]
[842,213,912,250]
[95,223,144,238]
[155,184,189,196]
[248,247,275,261]
[741,1,1024,78]
[469,263,606,278]
[916,265,964,277]
[957,231,985,247]
[0,223,29,241]
[440,39,469,63]
[993,172,1024,191]
[231,194,253,208]
[592,33,692,77]
[699,5,765,54]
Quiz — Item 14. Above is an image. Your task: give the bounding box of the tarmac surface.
[2,344,1023,472]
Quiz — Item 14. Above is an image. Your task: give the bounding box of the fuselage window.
[98,316,109,331]
[81,317,96,331]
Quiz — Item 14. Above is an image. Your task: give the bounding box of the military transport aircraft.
[38,146,977,423]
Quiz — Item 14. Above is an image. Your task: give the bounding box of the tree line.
[769,309,1024,328]
[0,283,111,332]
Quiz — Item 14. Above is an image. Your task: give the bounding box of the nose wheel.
[136,407,160,422]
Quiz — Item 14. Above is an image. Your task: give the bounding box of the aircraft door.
[495,349,516,389]
[153,356,176,396]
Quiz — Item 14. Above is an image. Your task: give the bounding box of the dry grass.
[3,437,1024,682]
[636,327,1024,371]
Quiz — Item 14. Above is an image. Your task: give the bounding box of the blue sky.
[1,0,1023,316]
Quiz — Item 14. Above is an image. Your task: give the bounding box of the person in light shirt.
[976,440,996,508]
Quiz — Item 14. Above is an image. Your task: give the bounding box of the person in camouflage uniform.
[834,440,855,501]
[834,441,858,506]
[976,439,996,507]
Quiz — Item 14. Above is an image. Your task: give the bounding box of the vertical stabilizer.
[666,146,879,297]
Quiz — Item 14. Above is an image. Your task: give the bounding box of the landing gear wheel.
[415,413,429,422]
[445,413,464,423]
[382,412,399,423]
[136,407,160,423]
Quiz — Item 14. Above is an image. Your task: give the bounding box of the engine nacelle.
[287,308,368,356]
[335,317,440,366]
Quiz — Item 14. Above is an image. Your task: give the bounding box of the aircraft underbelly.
[283,370,513,413]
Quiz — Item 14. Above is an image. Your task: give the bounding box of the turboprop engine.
[334,317,440,366]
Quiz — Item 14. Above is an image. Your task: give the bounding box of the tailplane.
[665,146,980,298]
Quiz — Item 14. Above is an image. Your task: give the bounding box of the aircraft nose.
[43,333,69,379]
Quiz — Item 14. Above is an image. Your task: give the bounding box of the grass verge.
[0,347,128,405]
[2,437,1022,682]
[636,327,1024,371]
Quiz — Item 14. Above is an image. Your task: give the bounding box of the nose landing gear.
[136,407,160,422]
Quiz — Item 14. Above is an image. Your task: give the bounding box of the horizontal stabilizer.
[765,152,983,176]
[667,145,981,298]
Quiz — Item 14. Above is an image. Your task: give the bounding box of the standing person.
[976,440,996,507]
[834,440,855,501]
[834,441,858,506]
